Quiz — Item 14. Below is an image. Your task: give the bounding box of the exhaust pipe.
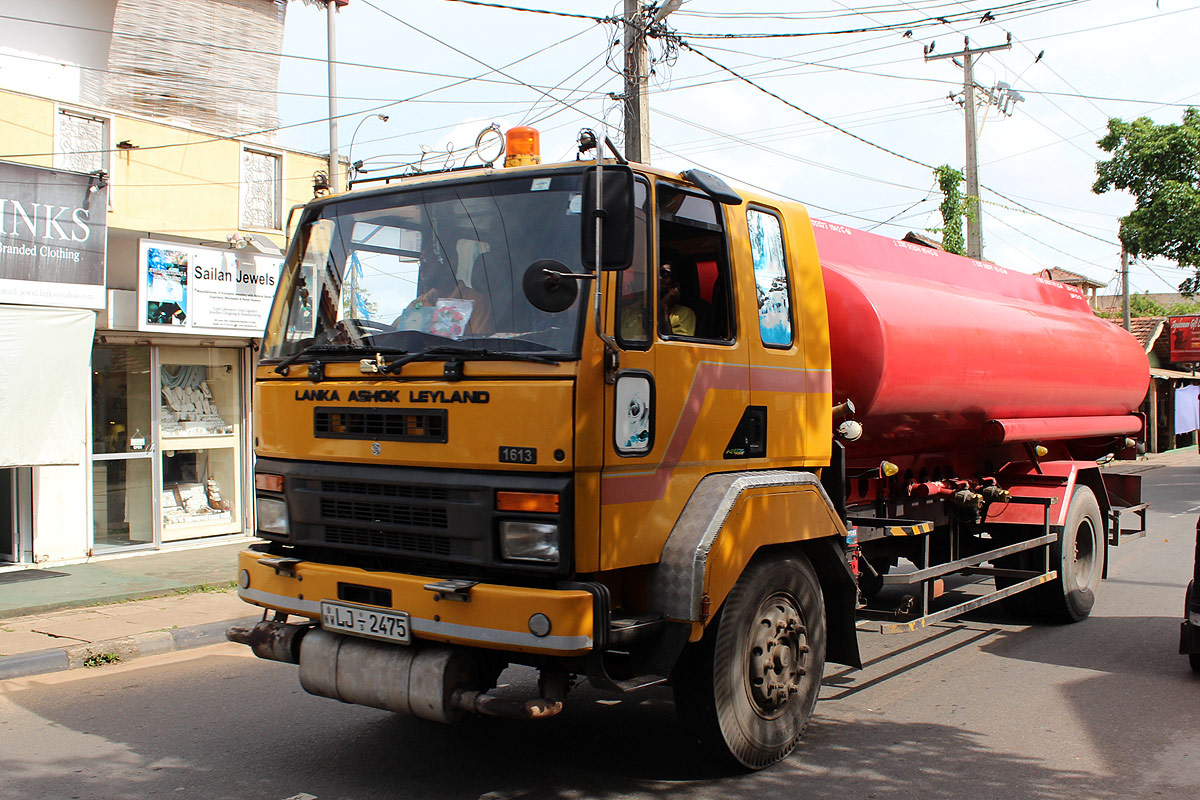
[226,620,310,664]
[230,623,568,722]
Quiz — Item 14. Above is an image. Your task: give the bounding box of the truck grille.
[320,497,448,529]
[324,524,453,556]
[258,456,573,575]
[314,407,447,442]
[320,480,447,501]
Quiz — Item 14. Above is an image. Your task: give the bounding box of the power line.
[672,0,1087,39]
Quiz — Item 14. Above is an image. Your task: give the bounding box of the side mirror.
[581,165,634,271]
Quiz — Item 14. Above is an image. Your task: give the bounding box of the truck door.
[599,180,750,572]
[744,205,813,463]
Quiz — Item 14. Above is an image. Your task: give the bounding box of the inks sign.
[138,239,282,335]
[0,161,107,309]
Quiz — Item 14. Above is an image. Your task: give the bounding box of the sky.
[275,0,1200,297]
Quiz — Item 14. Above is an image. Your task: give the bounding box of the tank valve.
[950,489,985,513]
[980,485,1011,504]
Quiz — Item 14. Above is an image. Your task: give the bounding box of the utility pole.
[1122,248,1131,331]
[622,1,683,164]
[326,0,341,193]
[622,0,651,163]
[926,35,1011,260]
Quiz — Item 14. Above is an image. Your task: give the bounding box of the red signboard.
[1169,316,1200,362]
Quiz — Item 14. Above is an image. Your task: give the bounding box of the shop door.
[1,469,15,562]
[92,345,156,551]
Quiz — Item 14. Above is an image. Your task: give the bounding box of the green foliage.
[1094,108,1200,292]
[1096,292,1200,320]
[932,164,967,256]
[83,652,121,668]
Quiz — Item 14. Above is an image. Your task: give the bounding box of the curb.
[0,615,261,681]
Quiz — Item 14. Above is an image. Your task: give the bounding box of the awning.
[1151,367,1200,381]
[0,305,95,466]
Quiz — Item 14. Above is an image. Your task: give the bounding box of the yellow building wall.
[0,88,326,249]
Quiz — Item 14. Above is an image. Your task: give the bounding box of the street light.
[348,113,390,178]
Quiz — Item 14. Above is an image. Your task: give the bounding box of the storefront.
[88,236,280,554]
[0,161,106,565]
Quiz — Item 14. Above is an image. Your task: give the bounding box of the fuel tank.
[813,220,1149,458]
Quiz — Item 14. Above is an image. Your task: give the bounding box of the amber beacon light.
[504,126,541,167]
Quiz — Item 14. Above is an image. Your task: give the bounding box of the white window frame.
[240,146,284,233]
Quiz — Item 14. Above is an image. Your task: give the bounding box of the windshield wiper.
[272,343,405,375]
[379,345,558,375]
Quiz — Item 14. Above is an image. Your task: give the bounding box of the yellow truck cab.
[232,129,851,768]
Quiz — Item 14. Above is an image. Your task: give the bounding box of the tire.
[994,487,1105,623]
[672,552,826,770]
[1191,652,1200,674]
[1041,486,1105,623]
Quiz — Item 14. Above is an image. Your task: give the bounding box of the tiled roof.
[1127,316,1166,352]
[1038,267,1105,289]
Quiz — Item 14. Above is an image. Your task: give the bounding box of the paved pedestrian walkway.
[0,541,258,680]
[0,448,1196,682]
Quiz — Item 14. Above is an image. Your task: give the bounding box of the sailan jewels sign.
[0,160,107,309]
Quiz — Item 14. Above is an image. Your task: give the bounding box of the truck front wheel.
[672,552,826,770]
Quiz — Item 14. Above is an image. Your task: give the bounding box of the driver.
[396,243,494,335]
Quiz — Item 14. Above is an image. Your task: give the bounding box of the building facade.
[0,0,330,565]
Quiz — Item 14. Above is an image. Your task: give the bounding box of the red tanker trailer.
[812,219,1149,628]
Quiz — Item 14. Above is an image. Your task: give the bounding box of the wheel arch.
[649,470,861,669]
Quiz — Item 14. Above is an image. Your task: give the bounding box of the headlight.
[499,521,559,564]
[256,496,290,537]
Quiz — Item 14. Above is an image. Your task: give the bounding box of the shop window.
[241,147,282,231]
[158,347,243,540]
[56,108,109,176]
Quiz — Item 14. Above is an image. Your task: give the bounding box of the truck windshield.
[261,172,587,362]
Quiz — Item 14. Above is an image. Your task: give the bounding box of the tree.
[1093,108,1200,293]
[931,164,967,256]
[1097,292,1200,320]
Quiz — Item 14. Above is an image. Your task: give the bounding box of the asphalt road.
[2,464,1198,800]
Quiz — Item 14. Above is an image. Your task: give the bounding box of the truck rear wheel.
[672,552,826,770]
[995,486,1105,623]
[1043,485,1105,623]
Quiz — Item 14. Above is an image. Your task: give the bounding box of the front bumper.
[236,550,595,657]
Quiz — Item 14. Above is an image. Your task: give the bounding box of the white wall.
[0,0,117,105]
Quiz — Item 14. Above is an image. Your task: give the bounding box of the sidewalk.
[0,541,260,680]
[1,448,1197,683]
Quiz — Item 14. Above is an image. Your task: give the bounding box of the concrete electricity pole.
[1122,248,1131,331]
[926,35,1011,259]
[623,0,651,163]
[326,0,341,192]
[622,1,684,164]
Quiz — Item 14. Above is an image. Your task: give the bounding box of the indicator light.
[496,491,560,513]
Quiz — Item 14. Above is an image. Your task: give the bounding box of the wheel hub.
[747,594,808,716]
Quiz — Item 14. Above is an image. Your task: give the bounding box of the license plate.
[320,600,411,644]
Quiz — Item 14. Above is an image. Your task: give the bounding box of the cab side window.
[616,180,652,348]
[656,183,733,342]
[747,208,793,347]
